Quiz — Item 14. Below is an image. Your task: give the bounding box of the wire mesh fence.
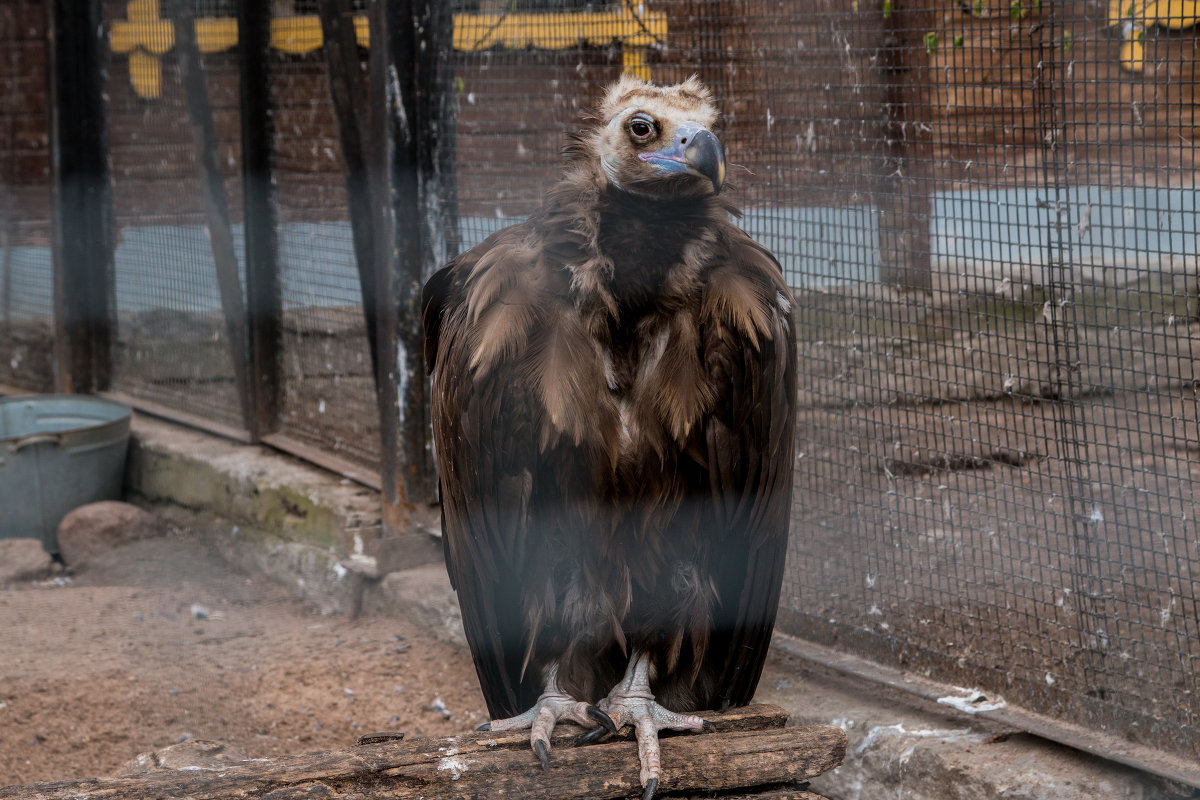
[2,0,1198,781]
[0,0,55,393]
[104,4,247,431]
[269,47,381,471]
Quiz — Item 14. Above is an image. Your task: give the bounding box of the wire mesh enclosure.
[104,7,248,433]
[1,0,1197,784]
[0,0,55,393]
[445,2,1199,776]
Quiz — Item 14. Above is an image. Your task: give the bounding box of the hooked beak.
[638,121,726,194]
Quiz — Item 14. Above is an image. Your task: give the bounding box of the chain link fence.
[2,0,1197,783]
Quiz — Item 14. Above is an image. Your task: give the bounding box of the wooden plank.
[260,432,382,491]
[102,391,254,445]
[692,791,828,800]
[0,705,845,800]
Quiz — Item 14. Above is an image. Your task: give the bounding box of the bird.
[421,74,797,799]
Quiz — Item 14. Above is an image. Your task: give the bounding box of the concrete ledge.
[125,415,389,614]
[127,415,382,549]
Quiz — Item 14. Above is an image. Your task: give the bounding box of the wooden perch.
[0,704,845,800]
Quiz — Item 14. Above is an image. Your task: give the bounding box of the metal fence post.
[320,0,453,527]
[367,0,405,532]
[381,0,456,520]
[45,0,114,394]
[239,0,282,441]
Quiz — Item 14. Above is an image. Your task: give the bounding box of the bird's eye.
[629,119,655,141]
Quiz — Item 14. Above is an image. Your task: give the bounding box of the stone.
[378,564,466,647]
[55,501,162,567]
[115,739,249,776]
[0,538,52,586]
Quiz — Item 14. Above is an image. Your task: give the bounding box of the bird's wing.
[423,227,539,717]
[422,225,618,719]
[699,230,798,708]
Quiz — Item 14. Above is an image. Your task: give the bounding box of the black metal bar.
[367,0,404,529]
[239,0,282,440]
[45,0,114,393]
[166,0,255,435]
[316,0,381,379]
[417,0,462,269]
[319,0,454,519]
[384,0,457,511]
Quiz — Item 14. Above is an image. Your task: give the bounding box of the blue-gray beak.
[638,121,726,194]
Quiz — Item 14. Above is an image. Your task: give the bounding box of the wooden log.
[0,704,845,800]
[691,791,829,800]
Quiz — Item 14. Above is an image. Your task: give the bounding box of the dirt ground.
[0,523,488,786]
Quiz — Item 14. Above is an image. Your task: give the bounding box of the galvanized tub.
[0,395,132,554]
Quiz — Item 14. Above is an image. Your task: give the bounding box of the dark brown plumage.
[422,75,796,796]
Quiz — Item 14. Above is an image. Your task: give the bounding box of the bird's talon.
[476,722,492,731]
[701,720,716,733]
[534,738,550,770]
[586,703,619,735]
[573,725,612,747]
[642,777,659,800]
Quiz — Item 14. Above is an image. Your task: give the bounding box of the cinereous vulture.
[422,74,797,799]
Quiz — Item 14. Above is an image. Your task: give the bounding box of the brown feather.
[649,312,715,444]
[528,307,614,450]
[702,264,775,349]
[421,76,796,720]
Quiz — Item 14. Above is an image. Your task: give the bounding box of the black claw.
[534,739,550,771]
[476,722,492,731]
[642,778,659,800]
[573,725,612,747]
[585,704,619,735]
[701,720,716,733]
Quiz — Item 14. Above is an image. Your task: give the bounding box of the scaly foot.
[590,651,711,800]
[478,665,615,769]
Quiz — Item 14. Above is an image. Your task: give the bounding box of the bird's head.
[580,74,726,199]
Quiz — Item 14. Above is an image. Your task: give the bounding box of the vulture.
[422,74,797,799]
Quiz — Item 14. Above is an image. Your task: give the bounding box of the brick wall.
[0,1,51,247]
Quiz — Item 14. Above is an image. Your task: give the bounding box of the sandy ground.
[0,526,488,786]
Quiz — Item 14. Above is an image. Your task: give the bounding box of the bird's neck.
[593,188,721,311]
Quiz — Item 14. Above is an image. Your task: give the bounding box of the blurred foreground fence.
[1,0,1197,786]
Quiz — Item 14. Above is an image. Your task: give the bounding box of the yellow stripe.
[110,6,668,98]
